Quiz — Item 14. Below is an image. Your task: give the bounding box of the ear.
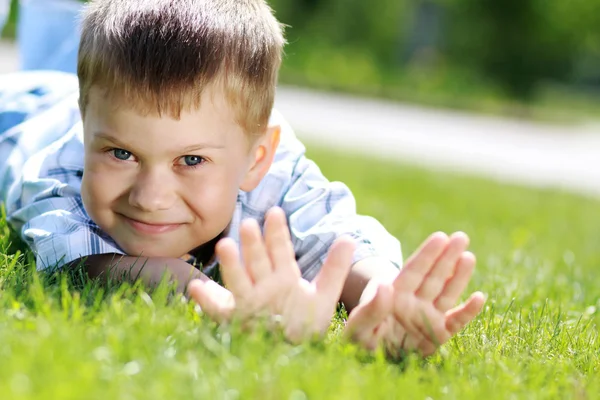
[239,125,281,192]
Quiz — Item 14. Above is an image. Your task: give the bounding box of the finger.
[445,291,486,335]
[216,238,253,295]
[416,232,470,301]
[240,218,272,283]
[345,283,394,346]
[314,236,356,303]
[264,207,298,275]
[434,251,476,312]
[187,279,235,323]
[393,232,449,293]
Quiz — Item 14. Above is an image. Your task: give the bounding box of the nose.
[128,168,177,212]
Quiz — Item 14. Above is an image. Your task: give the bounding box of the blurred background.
[271,0,600,122]
[1,0,600,122]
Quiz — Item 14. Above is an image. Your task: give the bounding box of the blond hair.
[78,0,285,135]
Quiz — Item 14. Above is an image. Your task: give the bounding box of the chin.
[118,243,173,259]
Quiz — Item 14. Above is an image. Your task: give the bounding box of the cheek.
[81,173,111,220]
[82,157,130,212]
[183,168,244,216]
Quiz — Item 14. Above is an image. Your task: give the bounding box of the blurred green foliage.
[0,0,17,38]
[269,0,600,107]
[443,0,600,99]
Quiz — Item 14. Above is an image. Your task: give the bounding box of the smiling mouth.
[120,214,183,235]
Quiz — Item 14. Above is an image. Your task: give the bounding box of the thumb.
[187,279,235,324]
[445,291,486,335]
[344,283,394,347]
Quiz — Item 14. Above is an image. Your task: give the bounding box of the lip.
[120,214,183,235]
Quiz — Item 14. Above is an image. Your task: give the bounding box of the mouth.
[119,214,184,235]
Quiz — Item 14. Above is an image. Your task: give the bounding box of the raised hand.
[187,207,356,343]
[345,232,485,357]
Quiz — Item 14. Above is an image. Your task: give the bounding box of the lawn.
[0,144,598,399]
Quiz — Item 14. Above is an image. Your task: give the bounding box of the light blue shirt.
[0,71,402,280]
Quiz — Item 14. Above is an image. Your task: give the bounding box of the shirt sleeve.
[5,124,124,271]
[0,71,81,201]
[267,111,403,281]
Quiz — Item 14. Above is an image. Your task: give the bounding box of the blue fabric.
[16,0,82,73]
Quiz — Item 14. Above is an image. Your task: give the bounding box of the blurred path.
[275,87,600,197]
[2,40,599,197]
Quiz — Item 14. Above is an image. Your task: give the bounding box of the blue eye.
[183,155,204,166]
[112,149,132,160]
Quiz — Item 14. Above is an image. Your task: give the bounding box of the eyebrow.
[93,132,226,152]
[93,132,130,149]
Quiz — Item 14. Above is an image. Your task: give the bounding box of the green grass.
[0,145,599,399]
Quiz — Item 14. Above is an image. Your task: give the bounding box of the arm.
[340,256,400,311]
[71,254,209,294]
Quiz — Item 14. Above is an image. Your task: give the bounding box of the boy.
[0,0,484,356]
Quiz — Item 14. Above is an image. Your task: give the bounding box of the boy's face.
[80,86,277,259]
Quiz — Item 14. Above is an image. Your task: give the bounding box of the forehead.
[84,85,248,147]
